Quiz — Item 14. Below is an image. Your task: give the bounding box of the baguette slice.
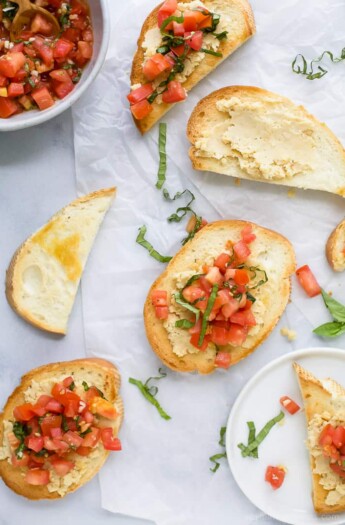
[131,0,255,134]
[0,358,124,500]
[326,219,345,271]
[294,362,345,514]
[144,220,295,374]
[188,86,345,197]
[6,188,116,335]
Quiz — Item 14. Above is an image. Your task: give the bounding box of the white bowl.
[0,0,110,132]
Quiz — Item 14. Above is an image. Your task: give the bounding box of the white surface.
[227,348,345,525]
[70,0,345,525]
[0,0,109,132]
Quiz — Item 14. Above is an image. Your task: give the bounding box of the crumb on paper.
[280,327,296,341]
[328,290,333,296]
[287,189,296,198]
[278,465,288,473]
[234,178,241,186]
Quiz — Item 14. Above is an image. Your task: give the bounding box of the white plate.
[226,347,345,525]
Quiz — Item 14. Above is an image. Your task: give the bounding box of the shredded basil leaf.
[182,274,204,291]
[129,370,171,420]
[60,4,71,28]
[174,292,201,322]
[175,319,194,329]
[219,426,226,447]
[144,367,167,396]
[69,381,76,391]
[201,48,223,57]
[209,426,227,472]
[15,442,26,459]
[156,123,167,190]
[61,415,69,433]
[198,284,218,347]
[82,381,89,391]
[12,421,27,441]
[214,31,228,40]
[156,45,170,55]
[238,411,285,457]
[136,225,172,263]
[292,49,345,80]
[80,427,92,438]
[320,289,345,323]
[247,421,258,458]
[160,14,184,32]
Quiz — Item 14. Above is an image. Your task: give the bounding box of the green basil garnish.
[136,225,172,263]
[209,426,227,473]
[238,411,285,457]
[314,289,345,338]
[174,292,201,321]
[313,322,345,338]
[247,421,258,458]
[214,31,228,40]
[201,48,223,57]
[129,368,171,420]
[160,14,184,33]
[175,319,195,329]
[292,49,345,80]
[198,284,218,347]
[82,381,89,391]
[156,123,167,190]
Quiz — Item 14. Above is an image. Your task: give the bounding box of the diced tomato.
[25,469,50,485]
[227,324,248,346]
[11,452,30,467]
[127,84,153,105]
[210,326,229,346]
[234,269,249,285]
[188,317,201,334]
[76,446,93,456]
[27,436,44,453]
[50,427,63,439]
[0,52,26,78]
[52,80,74,99]
[89,397,117,420]
[221,297,240,319]
[82,427,101,448]
[151,290,168,307]
[31,86,54,110]
[333,426,345,449]
[162,80,186,103]
[50,457,75,476]
[157,0,177,28]
[215,351,231,368]
[0,98,19,120]
[143,53,172,81]
[130,99,153,120]
[84,386,102,403]
[214,253,231,273]
[78,40,92,59]
[241,224,256,244]
[31,13,54,35]
[71,0,88,15]
[233,241,251,263]
[101,428,122,451]
[40,414,62,437]
[82,27,93,42]
[32,37,53,65]
[184,31,203,51]
[0,75,8,87]
[199,276,212,294]
[279,396,300,415]
[62,430,84,449]
[190,333,210,351]
[330,463,345,478]
[11,43,24,53]
[171,44,187,57]
[182,285,205,303]
[198,14,213,29]
[13,403,35,422]
[230,310,256,327]
[45,399,63,413]
[173,21,185,36]
[35,395,53,407]
[265,466,285,489]
[296,265,321,298]
[205,266,223,285]
[319,424,335,447]
[62,27,80,42]
[155,306,169,319]
[183,11,199,31]
[53,38,74,58]
[49,69,72,84]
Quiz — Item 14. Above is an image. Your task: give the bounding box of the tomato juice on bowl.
[0,0,109,131]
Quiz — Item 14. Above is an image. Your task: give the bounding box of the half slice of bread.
[188,86,345,197]
[131,0,255,134]
[144,220,295,374]
[0,358,124,500]
[294,362,345,514]
[6,188,116,335]
[326,219,345,271]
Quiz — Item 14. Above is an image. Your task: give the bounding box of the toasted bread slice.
[326,219,345,271]
[131,0,255,134]
[0,358,124,500]
[144,220,295,374]
[294,362,345,514]
[187,86,345,197]
[6,188,116,335]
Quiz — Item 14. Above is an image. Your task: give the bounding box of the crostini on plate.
[187,86,345,197]
[144,220,296,374]
[6,188,116,335]
[128,0,255,133]
[0,358,123,500]
[294,362,345,514]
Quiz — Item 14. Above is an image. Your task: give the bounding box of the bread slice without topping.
[144,220,295,374]
[6,188,116,335]
[326,219,345,271]
[187,86,345,197]
[0,358,124,500]
[130,0,255,134]
[294,362,345,514]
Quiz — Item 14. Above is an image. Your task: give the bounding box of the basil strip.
[174,292,201,322]
[82,381,89,391]
[219,426,226,447]
[160,14,184,33]
[182,213,202,245]
[175,319,194,329]
[136,225,172,263]
[198,284,218,346]
[129,375,171,420]
[238,411,285,457]
[182,273,204,291]
[156,123,167,190]
[201,48,223,57]
[247,421,258,458]
[292,49,345,80]
[320,289,345,323]
[214,31,228,40]
[144,367,167,397]
[209,426,227,472]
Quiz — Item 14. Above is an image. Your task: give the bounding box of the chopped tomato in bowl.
[0,0,109,130]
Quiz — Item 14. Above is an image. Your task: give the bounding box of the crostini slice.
[326,219,345,272]
[0,358,124,500]
[6,188,116,335]
[144,220,295,374]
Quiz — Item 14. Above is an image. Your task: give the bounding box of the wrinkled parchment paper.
[72,0,345,523]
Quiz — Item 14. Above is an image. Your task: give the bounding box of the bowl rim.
[0,0,110,132]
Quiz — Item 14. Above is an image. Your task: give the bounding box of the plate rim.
[225,346,345,525]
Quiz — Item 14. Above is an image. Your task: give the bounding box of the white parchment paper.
[72,0,345,523]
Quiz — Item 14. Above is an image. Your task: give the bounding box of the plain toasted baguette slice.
[294,362,345,514]
[131,0,255,134]
[0,358,124,500]
[187,86,345,197]
[6,188,116,335]
[326,219,345,271]
[144,220,295,374]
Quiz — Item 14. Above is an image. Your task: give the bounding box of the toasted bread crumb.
[287,189,296,198]
[280,327,296,341]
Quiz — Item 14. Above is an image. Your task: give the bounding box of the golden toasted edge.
[326,219,345,272]
[0,358,123,500]
[130,0,256,134]
[144,220,295,374]
[5,188,116,335]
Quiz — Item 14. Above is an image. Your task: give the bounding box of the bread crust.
[144,220,295,374]
[0,358,124,500]
[326,219,345,272]
[294,363,345,514]
[5,188,116,335]
[130,0,256,134]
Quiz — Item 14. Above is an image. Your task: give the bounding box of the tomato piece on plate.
[101,428,122,451]
[45,398,64,413]
[233,240,251,263]
[215,351,231,368]
[13,403,35,421]
[130,99,153,120]
[221,297,240,319]
[25,469,50,485]
[31,13,54,35]
[127,84,153,105]
[265,466,285,489]
[155,306,169,320]
[279,396,300,415]
[296,265,321,297]
[151,290,168,307]
[162,80,186,103]
[50,457,75,476]
[184,31,203,51]
[319,424,335,447]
